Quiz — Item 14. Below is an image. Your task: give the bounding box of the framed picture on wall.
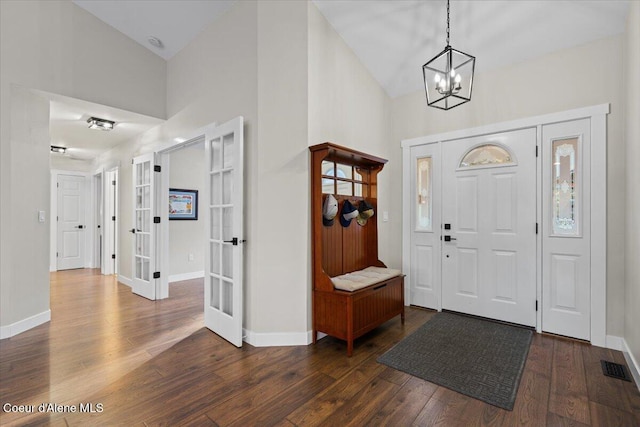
[169,188,198,220]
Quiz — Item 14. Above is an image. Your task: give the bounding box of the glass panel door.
[204,117,244,347]
[131,153,156,300]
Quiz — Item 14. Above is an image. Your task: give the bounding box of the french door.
[204,117,245,347]
[131,153,157,300]
[441,129,537,327]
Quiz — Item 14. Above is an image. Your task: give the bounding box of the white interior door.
[409,143,442,309]
[542,119,591,340]
[94,172,103,270]
[441,129,537,326]
[131,154,157,300]
[102,169,118,275]
[57,174,86,270]
[204,117,244,347]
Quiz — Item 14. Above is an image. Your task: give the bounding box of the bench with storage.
[310,143,405,356]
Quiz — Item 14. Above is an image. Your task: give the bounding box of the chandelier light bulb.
[450,68,456,77]
[435,74,441,83]
[455,74,462,83]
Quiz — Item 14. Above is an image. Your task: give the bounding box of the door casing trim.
[401,104,609,347]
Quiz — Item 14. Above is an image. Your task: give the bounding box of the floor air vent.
[601,360,632,382]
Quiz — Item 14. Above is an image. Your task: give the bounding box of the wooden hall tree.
[309,143,404,356]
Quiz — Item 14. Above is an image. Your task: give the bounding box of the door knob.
[129,228,136,234]
[75,225,84,229]
[223,237,246,246]
[444,235,457,242]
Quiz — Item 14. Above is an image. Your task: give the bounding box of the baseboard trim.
[243,329,311,347]
[0,310,51,340]
[169,271,204,283]
[605,335,624,351]
[117,274,133,288]
[622,338,640,392]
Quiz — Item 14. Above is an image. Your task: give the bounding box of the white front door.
[409,143,442,309]
[542,119,591,340]
[131,154,157,300]
[57,174,86,270]
[204,117,244,347]
[441,128,537,326]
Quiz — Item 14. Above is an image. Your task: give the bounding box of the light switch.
[382,211,389,222]
[38,210,46,223]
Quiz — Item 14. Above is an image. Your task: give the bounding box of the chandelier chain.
[446,0,450,46]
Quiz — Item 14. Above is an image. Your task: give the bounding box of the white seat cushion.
[331,266,402,292]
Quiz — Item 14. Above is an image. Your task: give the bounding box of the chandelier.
[422,0,475,110]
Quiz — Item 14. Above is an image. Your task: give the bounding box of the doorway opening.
[159,137,208,298]
[145,118,245,347]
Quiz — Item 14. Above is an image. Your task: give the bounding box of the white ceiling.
[73,0,235,60]
[313,0,630,98]
[48,93,164,161]
[60,0,629,160]
[72,0,630,98]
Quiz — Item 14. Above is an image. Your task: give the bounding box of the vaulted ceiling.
[58,0,629,161]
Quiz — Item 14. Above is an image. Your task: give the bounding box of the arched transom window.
[459,144,515,168]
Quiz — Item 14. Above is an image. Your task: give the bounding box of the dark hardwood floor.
[1,269,639,426]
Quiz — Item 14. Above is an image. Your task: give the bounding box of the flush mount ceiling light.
[422,0,475,110]
[50,145,66,154]
[87,117,116,131]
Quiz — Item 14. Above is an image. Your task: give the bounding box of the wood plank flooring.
[1,269,638,426]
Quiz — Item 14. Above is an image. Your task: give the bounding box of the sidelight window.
[416,157,432,231]
[552,138,580,236]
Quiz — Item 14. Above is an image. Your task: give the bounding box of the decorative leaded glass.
[552,138,579,235]
[416,157,432,231]
[460,144,513,168]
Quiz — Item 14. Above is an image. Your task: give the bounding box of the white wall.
[168,143,205,280]
[0,0,166,334]
[624,2,640,372]
[50,155,95,173]
[0,87,51,337]
[308,3,395,270]
[94,0,260,328]
[97,1,313,340]
[250,0,309,338]
[98,0,382,341]
[391,35,626,336]
[4,0,633,347]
